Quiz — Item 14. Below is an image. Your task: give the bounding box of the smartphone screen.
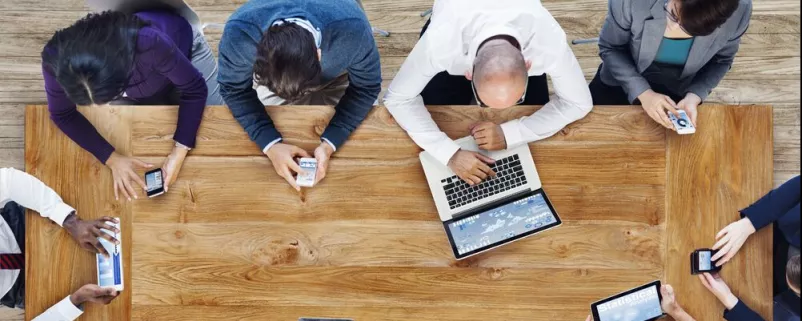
[145,169,164,197]
[698,251,712,271]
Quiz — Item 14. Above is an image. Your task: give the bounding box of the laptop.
[420,136,561,259]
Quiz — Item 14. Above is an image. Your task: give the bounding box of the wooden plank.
[132,221,664,269]
[665,105,774,321]
[24,106,133,321]
[0,308,24,321]
[131,305,591,321]
[130,106,665,157]
[130,147,663,224]
[131,264,662,310]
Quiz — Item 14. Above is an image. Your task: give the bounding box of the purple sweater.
[42,11,207,163]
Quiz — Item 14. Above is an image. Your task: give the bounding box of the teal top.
[654,37,695,65]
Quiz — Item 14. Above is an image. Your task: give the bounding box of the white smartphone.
[669,110,696,134]
[296,158,317,187]
[96,218,124,291]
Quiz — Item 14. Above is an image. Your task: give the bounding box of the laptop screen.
[444,190,560,258]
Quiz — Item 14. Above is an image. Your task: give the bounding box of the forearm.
[173,96,206,148]
[323,81,380,149]
[221,85,282,150]
[49,108,116,163]
[32,296,83,321]
[723,297,765,321]
[0,168,75,226]
[685,61,731,102]
[598,11,651,102]
[740,175,801,230]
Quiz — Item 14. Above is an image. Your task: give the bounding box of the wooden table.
[25,105,773,321]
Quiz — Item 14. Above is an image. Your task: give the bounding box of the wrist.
[722,293,739,310]
[685,92,702,104]
[69,292,83,307]
[638,89,655,101]
[171,145,189,158]
[62,212,79,232]
[319,142,334,156]
[740,217,757,234]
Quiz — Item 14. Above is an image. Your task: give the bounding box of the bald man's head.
[472,38,528,108]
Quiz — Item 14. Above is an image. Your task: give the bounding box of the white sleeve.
[0,168,75,226]
[500,40,593,147]
[31,296,84,321]
[383,34,461,166]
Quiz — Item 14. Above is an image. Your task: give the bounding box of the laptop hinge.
[450,188,533,220]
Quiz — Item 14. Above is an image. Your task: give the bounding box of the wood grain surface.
[24,104,773,320]
[665,105,774,320]
[24,107,134,320]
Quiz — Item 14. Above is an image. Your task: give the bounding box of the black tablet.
[443,189,561,259]
[591,280,664,321]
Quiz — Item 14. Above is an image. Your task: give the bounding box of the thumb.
[133,158,153,169]
[295,147,311,158]
[469,122,483,133]
[475,153,495,164]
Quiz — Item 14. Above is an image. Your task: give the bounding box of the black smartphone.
[145,168,165,198]
[691,249,721,274]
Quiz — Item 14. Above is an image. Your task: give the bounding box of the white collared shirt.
[384,0,593,165]
[0,168,83,321]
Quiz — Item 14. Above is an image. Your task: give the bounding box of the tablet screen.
[594,284,663,321]
[446,192,559,256]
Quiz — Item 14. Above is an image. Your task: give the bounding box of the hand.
[69,284,120,307]
[63,214,119,257]
[638,89,680,130]
[712,218,757,266]
[265,143,311,191]
[313,142,334,185]
[470,121,507,151]
[660,284,683,315]
[162,145,189,192]
[677,93,701,126]
[698,272,739,310]
[585,315,593,321]
[106,152,153,201]
[447,150,496,185]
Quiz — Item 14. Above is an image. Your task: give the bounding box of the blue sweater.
[724,176,801,321]
[217,0,381,149]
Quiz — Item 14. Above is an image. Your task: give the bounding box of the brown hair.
[253,22,321,102]
[677,0,740,36]
[788,254,800,291]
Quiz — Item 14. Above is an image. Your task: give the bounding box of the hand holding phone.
[691,249,721,274]
[669,110,696,134]
[144,168,165,198]
[296,158,317,188]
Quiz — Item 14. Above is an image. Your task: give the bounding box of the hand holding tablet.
[590,281,664,321]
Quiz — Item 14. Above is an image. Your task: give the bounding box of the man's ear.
[525,60,532,70]
[317,49,322,61]
[464,70,473,81]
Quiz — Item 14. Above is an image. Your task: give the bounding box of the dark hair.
[42,11,148,105]
[253,22,321,102]
[788,255,800,291]
[677,0,740,36]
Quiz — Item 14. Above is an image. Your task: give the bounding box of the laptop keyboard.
[441,155,527,210]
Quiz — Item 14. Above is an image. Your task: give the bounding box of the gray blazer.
[598,0,752,102]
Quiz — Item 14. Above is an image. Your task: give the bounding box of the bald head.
[472,38,528,108]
